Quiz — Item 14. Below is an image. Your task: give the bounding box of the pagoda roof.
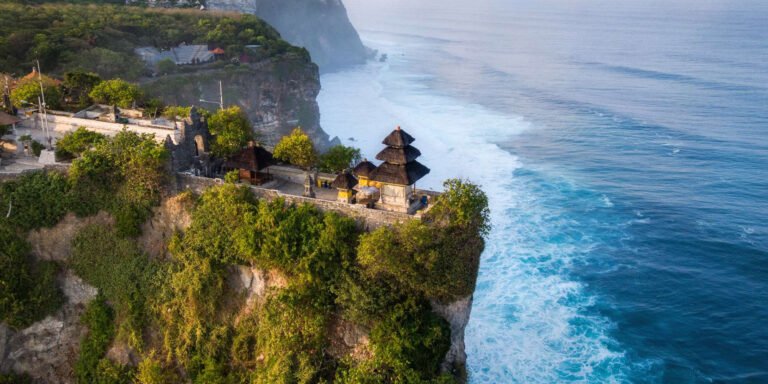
[331,170,358,190]
[0,111,20,126]
[375,145,421,165]
[353,159,376,178]
[224,144,274,171]
[381,126,415,148]
[370,161,430,185]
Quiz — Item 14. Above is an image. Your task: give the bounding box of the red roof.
[211,48,225,55]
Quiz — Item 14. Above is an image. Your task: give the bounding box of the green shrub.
[55,127,106,160]
[0,373,32,384]
[0,226,64,329]
[75,295,115,384]
[318,145,361,173]
[70,224,160,347]
[88,79,142,109]
[0,170,70,231]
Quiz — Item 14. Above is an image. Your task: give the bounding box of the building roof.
[370,161,430,185]
[211,47,225,55]
[331,170,358,190]
[375,145,421,165]
[381,126,415,148]
[0,110,20,126]
[224,144,274,171]
[353,159,376,178]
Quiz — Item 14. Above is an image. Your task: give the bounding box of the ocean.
[317,1,768,383]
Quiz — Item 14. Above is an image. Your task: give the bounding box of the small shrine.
[331,169,358,203]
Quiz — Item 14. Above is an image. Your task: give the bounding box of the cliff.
[142,57,337,150]
[205,0,367,72]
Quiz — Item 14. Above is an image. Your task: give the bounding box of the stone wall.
[19,113,178,144]
[175,173,419,229]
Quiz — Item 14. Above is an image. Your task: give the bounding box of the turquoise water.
[318,1,768,382]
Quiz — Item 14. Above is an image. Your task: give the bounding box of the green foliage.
[208,106,253,157]
[0,226,64,329]
[273,127,317,169]
[55,127,106,160]
[244,288,332,384]
[63,70,102,109]
[0,3,304,77]
[0,170,70,231]
[357,179,489,302]
[136,352,178,384]
[68,129,169,234]
[0,373,32,384]
[427,178,491,236]
[88,79,142,109]
[156,58,176,76]
[224,169,240,184]
[75,295,115,384]
[30,139,45,156]
[10,78,63,109]
[70,224,160,347]
[318,145,362,173]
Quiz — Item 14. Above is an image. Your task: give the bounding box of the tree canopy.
[10,77,62,109]
[88,79,142,109]
[208,106,253,157]
[273,127,317,169]
[318,145,362,173]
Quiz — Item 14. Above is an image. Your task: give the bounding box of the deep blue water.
[319,1,768,382]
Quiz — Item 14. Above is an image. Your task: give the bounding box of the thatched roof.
[0,111,20,126]
[375,145,421,165]
[224,144,274,171]
[381,126,415,148]
[331,170,358,190]
[353,159,376,178]
[371,161,430,185]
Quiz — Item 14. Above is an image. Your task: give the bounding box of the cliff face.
[142,57,335,150]
[205,0,367,72]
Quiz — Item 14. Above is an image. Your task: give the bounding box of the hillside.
[0,132,488,383]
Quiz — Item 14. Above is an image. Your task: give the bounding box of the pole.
[219,80,224,110]
[36,60,51,149]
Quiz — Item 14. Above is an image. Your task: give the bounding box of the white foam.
[319,56,635,383]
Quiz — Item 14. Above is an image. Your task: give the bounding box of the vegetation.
[62,70,102,109]
[318,145,362,173]
[0,3,309,78]
[54,127,107,160]
[0,226,64,329]
[208,106,253,157]
[273,127,317,169]
[88,79,143,109]
[0,123,488,383]
[10,75,63,109]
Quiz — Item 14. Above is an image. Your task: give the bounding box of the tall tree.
[88,79,142,109]
[208,106,253,157]
[273,127,317,170]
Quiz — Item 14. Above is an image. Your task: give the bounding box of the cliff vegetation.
[2,122,488,383]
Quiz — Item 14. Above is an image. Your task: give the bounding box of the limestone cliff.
[142,57,335,150]
[205,0,367,72]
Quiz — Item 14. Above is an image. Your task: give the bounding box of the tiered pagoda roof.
[331,169,358,190]
[223,143,274,171]
[371,126,430,185]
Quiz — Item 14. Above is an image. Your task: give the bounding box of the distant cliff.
[142,57,336,150]
[205,0,367,72]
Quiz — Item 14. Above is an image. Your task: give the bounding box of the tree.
[88,79,142,109]
[10,78,62,110]
[273,127,317,169]
[55,127,106,160]
[156,59,176,75]
[318,145,361,173]
[63,71,101,108]
[207,106,253,157]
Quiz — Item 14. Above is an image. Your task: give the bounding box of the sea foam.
[319,49,637,383]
